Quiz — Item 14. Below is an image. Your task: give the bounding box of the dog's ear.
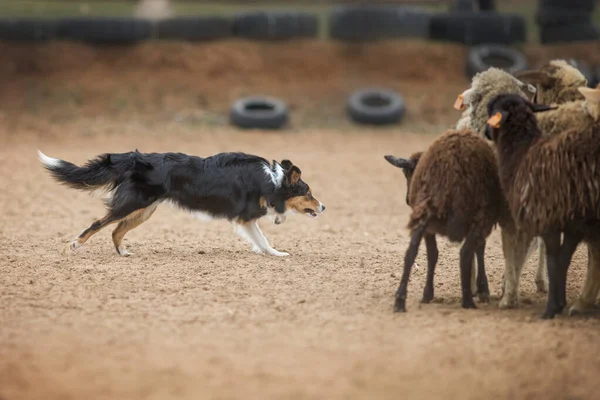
[286,165,302,186]
[384,155,416,172]
[280,160,294,171]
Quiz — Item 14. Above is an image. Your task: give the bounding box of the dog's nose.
[319,203,326,212]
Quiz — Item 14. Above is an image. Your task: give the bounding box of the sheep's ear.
[530,103,558,113]
[514,70,555,87]
[486,111,507,128]
[384,155,415,172]
[579,87,600,103]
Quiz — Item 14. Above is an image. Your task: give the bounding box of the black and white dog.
[38,150,325,257]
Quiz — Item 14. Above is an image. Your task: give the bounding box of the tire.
[0,18,57,41]
[451,0,474,12]
[329,6,432,41]
[430,12,527,45]
[539,22,599,44]
[230,96,288,129]
[233,12,318,40]
[347,88,405,126]
[466,45,528,78]
[479,0,496,11]
[156,17,232,41]
[57,17,153,44]
[539,0,595,12]
[535,7,592,26]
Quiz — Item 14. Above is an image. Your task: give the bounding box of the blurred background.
[0,0,599,133]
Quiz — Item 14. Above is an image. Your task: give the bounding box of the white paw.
[62,241,80,255]
[268,250,290,257]
[252,246,265,254]
[118,247,133,257]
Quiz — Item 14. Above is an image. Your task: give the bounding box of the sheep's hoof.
[541,312,556,320]
[478,291,490,303]
[498,294,518,310]
[394,298,407,313]
[462,300,477,309]
[568,299,599,316]
[535,279,549,293]
[421,296,433,304]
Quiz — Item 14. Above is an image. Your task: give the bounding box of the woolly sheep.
[454,61,593,310]
[385,130,508,312]
[485,93,600,319]
[515,59,588,106]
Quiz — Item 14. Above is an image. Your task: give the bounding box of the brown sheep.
[485,93,600,319]
[455,61,595,311]
[515,59,588,106]
[385,130,508,312]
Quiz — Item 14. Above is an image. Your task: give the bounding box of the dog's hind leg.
[111,203,158,256]
[64,213,120,254]
[234,220,289,257]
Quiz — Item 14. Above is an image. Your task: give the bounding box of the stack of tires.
[536,0,599,44]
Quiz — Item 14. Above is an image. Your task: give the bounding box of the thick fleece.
[517,60,587,106]
[456,68,533,137]
[408,130,507,241]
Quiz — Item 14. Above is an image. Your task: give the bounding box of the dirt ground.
[2,40,600,400]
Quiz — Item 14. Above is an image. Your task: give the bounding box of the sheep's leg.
[421,233,437,304]
[570,242,600,316]
[556,231,582,314]
[499,228,531,309]
[541,231,562,319]
[395,223,427,312]
[471,259,478,297]
[459,234,477,309]
[476,241,490,303]
[535,237,549,293]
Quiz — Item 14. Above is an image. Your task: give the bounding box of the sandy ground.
[2,40,600,400]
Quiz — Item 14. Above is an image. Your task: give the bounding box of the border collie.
[37,150,325,257]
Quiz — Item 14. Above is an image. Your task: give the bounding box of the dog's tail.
[37,150,123,194]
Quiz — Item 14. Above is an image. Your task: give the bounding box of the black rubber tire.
[57,17,153,44]
[156,17,232,41]
[466,45,528,78]
[479,0,496,11]
[567,59,594,87]
[535,7,592,26]
[230,96,289,129]
[233,12,318,40]
[329,6,432,41]
[539,22,599,44]
[539,0,595,12]
[430,12,527,45]
[451,0,474,12]
[347,88,405,126]
[0,18,57,41]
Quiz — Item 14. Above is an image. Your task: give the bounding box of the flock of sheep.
[385,60,600,319]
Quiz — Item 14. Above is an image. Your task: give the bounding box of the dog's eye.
[269,201,275,207]
[307,193,313,200]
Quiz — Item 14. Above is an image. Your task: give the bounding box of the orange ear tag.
[487,112,503,128]
[453,94,464,110]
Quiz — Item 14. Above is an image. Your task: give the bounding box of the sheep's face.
[384,152,423,206]
[485,94,556,142]
[578,87,600,121]
[516,61,587,105]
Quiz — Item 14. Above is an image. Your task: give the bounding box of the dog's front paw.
[62,241,79,255]
[269,250,290,257]
[252,246,265,254]
[274,215,286,225]
[117,247,133,257]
